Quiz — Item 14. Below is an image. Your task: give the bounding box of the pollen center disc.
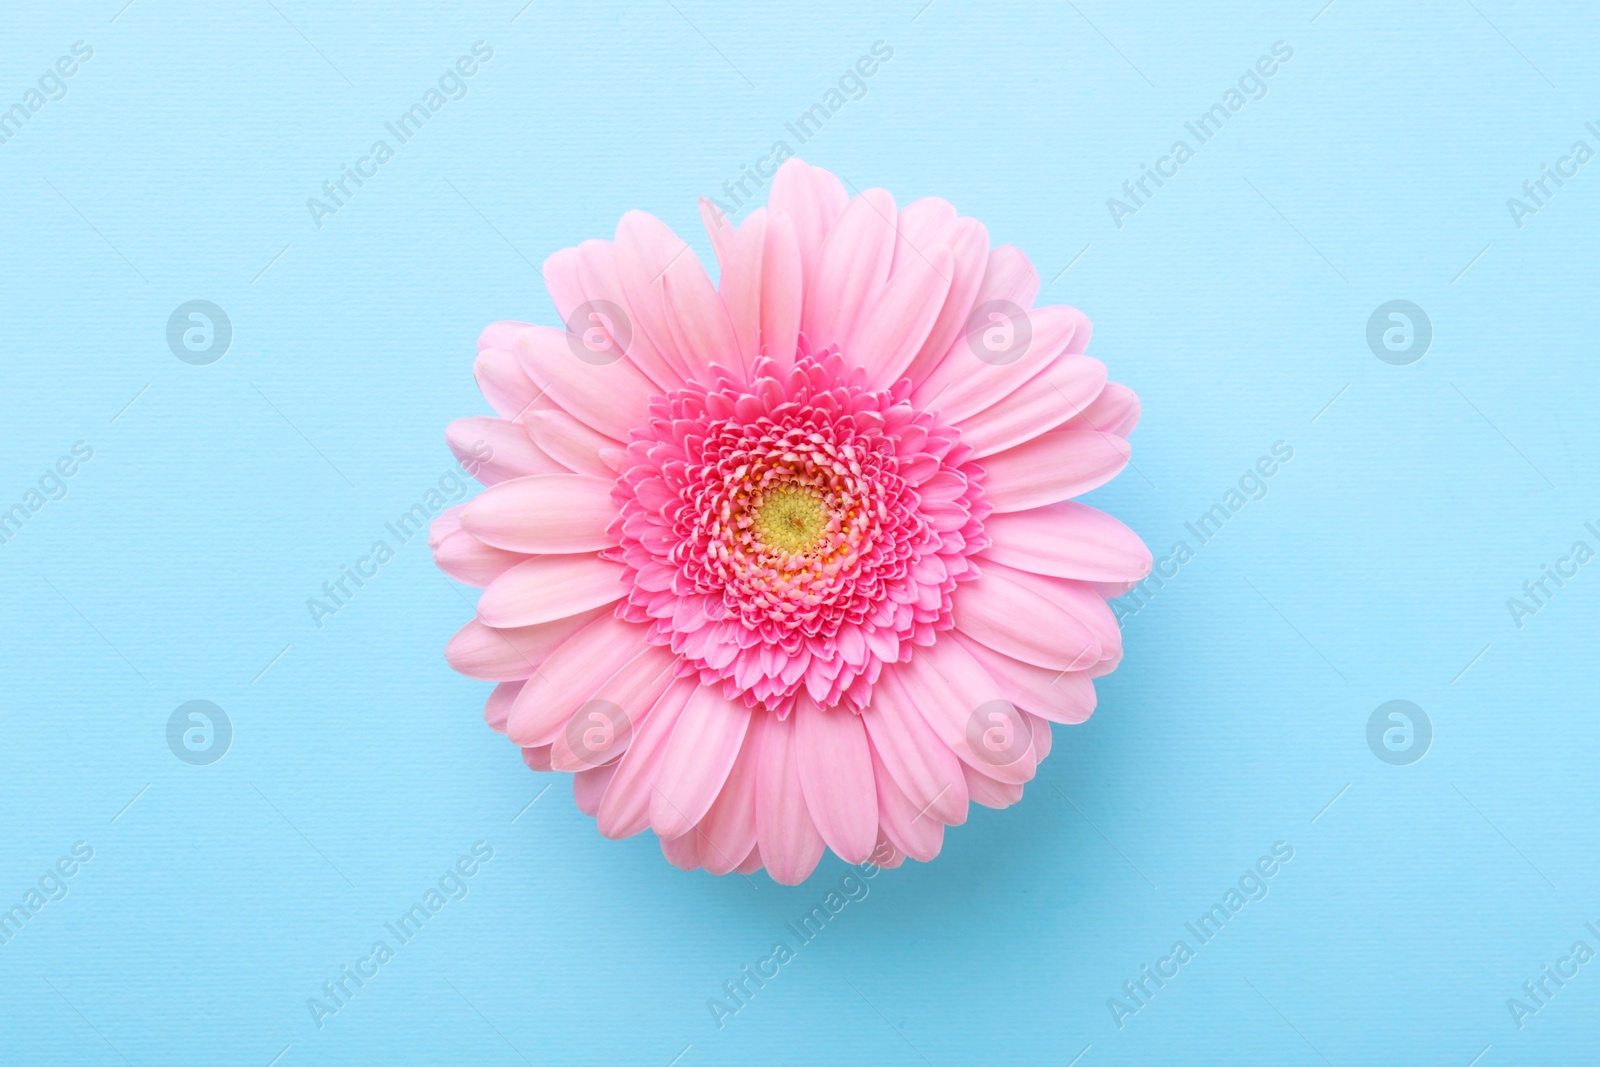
[752,485,829,555]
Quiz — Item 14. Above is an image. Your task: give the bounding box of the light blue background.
[3,1,1597,1063]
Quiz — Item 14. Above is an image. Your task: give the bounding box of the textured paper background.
[2,1,1597,1063]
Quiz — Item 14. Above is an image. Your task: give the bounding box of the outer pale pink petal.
[917,638,1038,785]
[659,241,741,380]
[659,828,703,871]
[735,844,764,875]
[958,357,1108,457]
[505,614,652,746]
[981,430,1132,512]
[522,745,554,772]
[979,501,1152,583]
[890,197,958,276]
[650,687,751,839]
[954,632,1098,725]
[433,529,527,588]
[429,505,464,548]
[1062,380,1141,438]
[443,609,605,681]
[952,568,1102,673]
[718,208,766,365]
[483,680,523,734]
[901,218,990,387]
[479,320,534,355]
[613,211,719,383]
[767,158,849,286]
[699,197,736,269]
[964,763,1023,809]
[573,762,617,817]
[759,212,803,370]
[756,710,826,885]
[597,677,698,839]
[914,305,1089,424]
[524,409,616,477]
[514,325,657,443]
[542,247,585,321]
[794,696,878,864]
[462,474,616,554]
[698,709,767,876]
[871,741,944,862]
[1027,712,1053,761]
[474,347,542,419]
[848,246,953,388]
[862,670,969,825]
[575,239,682,391]
[981,562,1122,669]
[475,553,627,629]
[868,835,907,869]
[802,189,897,347]
[446,417,560,485]
[548,644,678,771]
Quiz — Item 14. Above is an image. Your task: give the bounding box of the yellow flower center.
[753,486,829,555]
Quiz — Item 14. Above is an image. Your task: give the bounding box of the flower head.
[436,160,1149,883]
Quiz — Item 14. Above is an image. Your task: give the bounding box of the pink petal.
[735,843,764,875]
[794,695,878,864]
[476,553,627,628]
[650,687,751,839]
[597,677,698,839]
[979,501,1152,582]
[575,238,682,391]
[901,218,990,387]
[522,745,553,772]
[981,562,1122,669]
[767,159,848,286]
[462,474,616,554]
[697,709,767,875]
[474,346,542,420]
[542,246,585,322]
[965,763,1023,809]
[505,614,652,746]
[848,245,953,389]
[548,644,678,770]
[1062,380,1141,438]
[524,409,615,477]
[756,710,826,885]
[952,568,1102,673]
[573,762,617,817]
[890,197,958,276]
[958,356,1108,457]
[483,680,523,734]
[802,188,897,347]
[613,211,713,383]
[446,416,561,484]
[433,529,528,588]
[954,632,1098,725]
[871,741,945,862]
[699,197,737,269]
[862,670,969,825]
[759,212,803,369]
[514,324,657,443]
[443,610,605,681]
[914,304,1090,425]
[915,639,1038,785]
[659,828,703,871]
[980,430,1131,512]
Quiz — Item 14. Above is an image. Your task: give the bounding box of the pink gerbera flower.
[434,160,1149,883]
